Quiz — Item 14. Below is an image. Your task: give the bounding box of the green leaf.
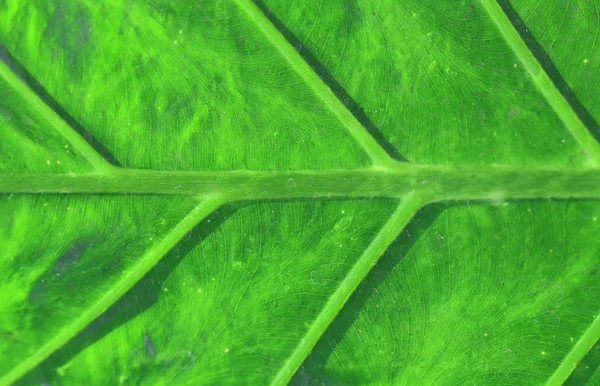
[0,0,599,385]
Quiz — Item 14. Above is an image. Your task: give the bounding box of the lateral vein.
[546,313,600,386]
[270,192,425,385]
[0,59,116,174]
[233,0,396,167]
[0,195,226,386]
[479,0,600,166]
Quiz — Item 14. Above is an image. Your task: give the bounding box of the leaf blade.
[0,195,223,385]
[19,199,402,385]
[294,201,600,384]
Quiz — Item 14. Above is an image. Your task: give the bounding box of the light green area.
[293,201,600,385]
[0,0,599,385]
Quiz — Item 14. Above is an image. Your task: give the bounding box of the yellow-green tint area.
[20,199,398,385]
[509,0,600,134]
[0,0,371,171]
[293,201,600,384]
[566,343,600,386]
[261,0,587,165]
[0,76,92,173]
[0,195,199,380]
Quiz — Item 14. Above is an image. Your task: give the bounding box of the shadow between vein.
[252,0,408,163]
[0,44,121,167]
[496,0,600,143]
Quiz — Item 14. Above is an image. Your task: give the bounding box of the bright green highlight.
[2,164,600,202]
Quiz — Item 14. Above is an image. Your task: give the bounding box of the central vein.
[2,163,600,203]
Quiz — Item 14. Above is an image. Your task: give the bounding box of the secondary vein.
[0,195,226,386]
[234,0,396,168]
[479,0,600,166]
[0,60,116,174]
[270,192,425,385]
[546,313,600,386]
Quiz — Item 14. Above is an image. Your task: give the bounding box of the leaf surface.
[261,0,594,165]
[0,0,600,385]
[293,201,600,384]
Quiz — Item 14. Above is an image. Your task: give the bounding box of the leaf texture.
[0,0,599,385]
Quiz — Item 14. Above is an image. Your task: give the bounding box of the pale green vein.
[479,0,600,167]
[270,192,425,385]
[0,195,225,386]
[2,165,600,203]
[0,60,116,174]
[546,313,600,386]
[234,0,396,168]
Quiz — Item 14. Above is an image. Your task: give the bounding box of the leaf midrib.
[2,165,600,202]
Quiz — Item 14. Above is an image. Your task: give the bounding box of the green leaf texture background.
[0,0,599,385]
